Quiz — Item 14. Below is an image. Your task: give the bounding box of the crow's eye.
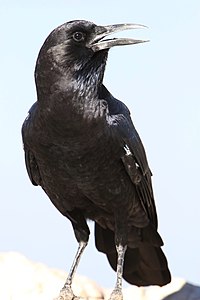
[72,32,85,42]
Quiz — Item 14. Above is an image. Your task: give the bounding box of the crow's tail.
[95,223,171,286]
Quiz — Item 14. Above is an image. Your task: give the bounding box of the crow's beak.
[90,23,149,52]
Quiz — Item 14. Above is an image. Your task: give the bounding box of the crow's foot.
[54,286,80,300]
[108,288,123,300]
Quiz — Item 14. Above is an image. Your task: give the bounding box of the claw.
[108,288,123,300]
[54,286,80,300]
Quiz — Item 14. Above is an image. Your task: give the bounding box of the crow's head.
[35,20,147,96]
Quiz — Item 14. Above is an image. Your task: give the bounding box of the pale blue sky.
[1,0,200,288]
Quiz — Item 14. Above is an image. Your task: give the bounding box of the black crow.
[22,20,171,300]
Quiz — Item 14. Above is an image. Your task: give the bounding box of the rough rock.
[0,252,199,300]
[0,252,103,300]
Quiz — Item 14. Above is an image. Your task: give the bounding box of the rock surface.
[0,252,199,300]
[0,252,103,300]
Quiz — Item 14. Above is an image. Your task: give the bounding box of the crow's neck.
[35,70,108,131]
[35,47,108,97]
[35,54,107,121]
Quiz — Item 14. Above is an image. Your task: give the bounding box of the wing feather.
[22,103,41,186]
[101,85,158,227]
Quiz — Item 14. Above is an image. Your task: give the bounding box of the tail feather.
[95,223,171,286]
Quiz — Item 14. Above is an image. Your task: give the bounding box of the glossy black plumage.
[22,20,171,288]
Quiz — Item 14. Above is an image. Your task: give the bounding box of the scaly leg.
[109,244,127,300]
[55,241,87,300]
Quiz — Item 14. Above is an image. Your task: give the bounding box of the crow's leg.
[56,217,89,300]
[63,241,88,289]
[109,210,128,300]
[109,244,127,300]
[56,241,87,300]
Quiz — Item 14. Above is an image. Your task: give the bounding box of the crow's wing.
[22,103,41,186]
[23,149,40,186]
[102,86,158,227]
